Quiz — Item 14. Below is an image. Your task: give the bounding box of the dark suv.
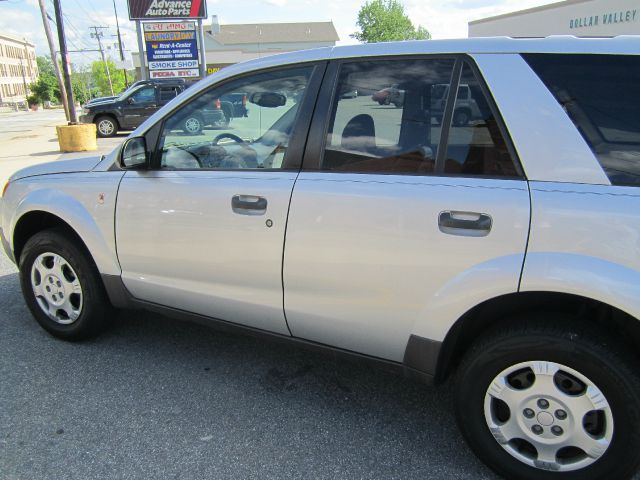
[81,80,249,138]
[80,80,192,137]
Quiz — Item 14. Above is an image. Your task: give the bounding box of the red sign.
[127,0,207,20]
[149,68,200,79]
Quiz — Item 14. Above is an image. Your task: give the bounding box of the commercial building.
[0,33,38,107]
[469,0,639,38]
[133,18,339,78]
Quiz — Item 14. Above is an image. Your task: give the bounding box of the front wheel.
[455,319,640,480]
[19,229,113,341]
[95,116,118,137]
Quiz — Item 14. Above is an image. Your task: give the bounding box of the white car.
[2,37,640,480]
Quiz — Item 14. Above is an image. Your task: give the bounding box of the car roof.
[192,35,639,92]
[329,35,640,59]
[131,35,639,140]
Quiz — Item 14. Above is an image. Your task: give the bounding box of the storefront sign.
[146,40,198,62]
[143,20,199,76]
[150,59,199,70]
[149,68,200,79]
[143,21,195,31]
[127,0,207,20]
[570,8,637,29]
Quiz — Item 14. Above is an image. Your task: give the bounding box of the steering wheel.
[213,133,245,145]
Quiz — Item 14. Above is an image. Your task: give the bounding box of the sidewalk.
[0,109,126,189]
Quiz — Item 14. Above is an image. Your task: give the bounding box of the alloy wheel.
[30,252,83,325]
[97,119,115,136]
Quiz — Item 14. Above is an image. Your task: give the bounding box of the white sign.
[149,59,198,70]
[149,68,200,79]
[143,21,196,31]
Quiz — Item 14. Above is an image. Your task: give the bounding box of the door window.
[158,86,180,104]
[322,59,455,174]
[157,66,314,170]
[443,62,519,177]
[523,54,640,187]
[130,86,156,103]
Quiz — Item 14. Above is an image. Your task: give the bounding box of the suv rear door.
[283,57,531,361]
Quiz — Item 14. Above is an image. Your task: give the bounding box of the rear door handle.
[438,211,492,237]
[231,195,267,215]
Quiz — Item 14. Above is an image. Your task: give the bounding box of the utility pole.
[53,0,77,123]
[112,0,128,88]
[90,26,114,96]
[135,21,147,80]
[19,58,29,110]
[37,0,69,120]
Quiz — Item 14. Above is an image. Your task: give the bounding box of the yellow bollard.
[56,123,97,153]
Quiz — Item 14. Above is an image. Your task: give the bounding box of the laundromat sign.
[570,8,637,29]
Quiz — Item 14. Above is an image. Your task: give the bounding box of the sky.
[0,0,560,66]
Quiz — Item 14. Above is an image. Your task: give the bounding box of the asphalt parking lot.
[0,249,497,480]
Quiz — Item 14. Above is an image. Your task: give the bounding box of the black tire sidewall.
[454,110,469,126]
[456,332,640,480]
[19,230,110,340]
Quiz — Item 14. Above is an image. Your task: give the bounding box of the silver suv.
[2,37,640,480]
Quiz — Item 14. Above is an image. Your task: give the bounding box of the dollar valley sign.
[144,22,200,79]
[128,0,207,20]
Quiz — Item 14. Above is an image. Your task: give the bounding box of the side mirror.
[248,92,287,108]
[127,97,135,104]
[120,136,148,169]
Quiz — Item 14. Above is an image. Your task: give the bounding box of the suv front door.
[115,64,324,334]
[121,86,157,129]
[283,58,531,361]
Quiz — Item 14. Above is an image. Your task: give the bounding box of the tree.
[90,59,131,97]
[29,56,60,104]
[351,0,431,43]
[36,55,56,77]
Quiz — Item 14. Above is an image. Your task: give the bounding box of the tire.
[95,116,118,138]
[183,115,203,135]
[221,106,232,127]
[453,109,470,127]
[455,317,640,480]
[19,229,113,341]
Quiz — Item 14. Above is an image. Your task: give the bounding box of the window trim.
[301,54,525,180]
[147,61,327,172]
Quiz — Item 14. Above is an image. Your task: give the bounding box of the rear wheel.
[19,229,113,341]
[455,318,640,480]
[183,115,203,135]
[221,106,232,127]
[95,116,118,137]
[453,109,470,127]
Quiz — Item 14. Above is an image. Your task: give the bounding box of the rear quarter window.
[523,54,640,187]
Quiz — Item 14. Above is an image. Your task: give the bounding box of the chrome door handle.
[231,195,267,215]
[438,211,492,237]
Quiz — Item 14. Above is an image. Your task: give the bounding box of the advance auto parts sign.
[144,22,200,78]
[128,0,207,20]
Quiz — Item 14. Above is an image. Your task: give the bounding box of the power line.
[90,26,114,96]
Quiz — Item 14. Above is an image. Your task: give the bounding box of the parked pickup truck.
[3,37,640,480]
